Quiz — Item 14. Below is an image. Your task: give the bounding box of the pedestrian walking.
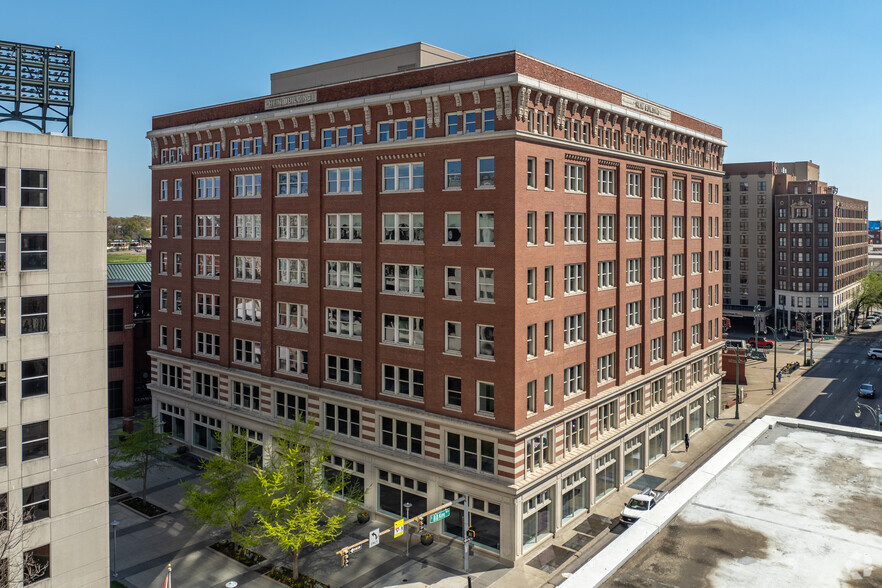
[684,432,690,453]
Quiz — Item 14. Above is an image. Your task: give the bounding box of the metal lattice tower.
[0,40,74,135]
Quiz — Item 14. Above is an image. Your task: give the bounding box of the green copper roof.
[107,262,152,283]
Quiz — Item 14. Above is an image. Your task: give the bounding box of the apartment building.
[108,262,152,418]
[0,130,109,585]
[722,161,868,333]
[147,43,725,563]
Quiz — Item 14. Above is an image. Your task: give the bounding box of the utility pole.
[734,346,740,419]
[767,326,780,391]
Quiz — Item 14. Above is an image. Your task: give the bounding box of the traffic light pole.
[463,494,471,573]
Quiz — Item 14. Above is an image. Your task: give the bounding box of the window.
[598,307,615,337]
[672,291,684,315]
[21,296,48,334]
[276,302,307,331]
[443,211,462,245]
[276,258,307,285]
[526,267,537,302]
[477,268,494,301]
[23,544,50,585]
[445,160,462,189]
[672,216,684,238]
[544,266,554,299]
[691,216,702,238]
[672,254,684,277]
[232,381,261,410]
[544,320,553,354]
[691,252,702,274]
[325,167,362,194]
[277,214,308,241]
[233,214,261,240]
[544,212,554,244]
[108,344,123,369]
[691,324,701,347]
[526,324,537,358]
[525,431,552,473]
[382,314,423,347]
[234,174,261,198]
[526,380,536,414]
[651,215,664,239]
[445,321,462,355]
[651,176,664,199]
[564,213,585,243]
[326,213,362,241]
[275,390,307,422]
[21,358,48,398]
[192,412,221,452]
[21,234,47,270]
[564,314,585,346]
[445,267,462,299]
[233,297,261,324]
[325,355,362,387]
[625,344,641,372]
[598,260,615,289]
[672,329,684,354]
[382,365,424,399]
[325,403,360,438]
[382,213,424,243]
[108,308,124,333]
[173,328,182,351]
[326,308,363,339]
[564,415,586,452]
[691,181,702,202]
[233,339,261,366]
[563,363,585,396]
[626,215,641,241]
[195,253,220,278]
[173,253,182,276]
[564,263,585,294]
[544,159,554,189]
[22,482,49,523]
[383,263,424,295]
[447,433,494,473]
[598,401,617,435]
[598,168,616,195]
[651,296,664,322]
[196,215,220,238]
[476,325,495,359]
[564,164,585,192]
[597,353,615,384]
[20,170,47,207]
[598,214,615,242]
[691,288,702,311]
[477,381,495,415]
[278,170,308,196]
[383,163,424,192]
[446,376,462,408]
[626,172,641,197]
[477,212,495,245]
[234,255,262,281]
[625,301,641,328]
[194,372,219,399]
[174,215,183,238]
[195,176,220,199]
[381,417,422,454]
[22,421,48,461]
[626,258,641,284]
[672,178,684,201]
[526,157,537,188]
[651,336,664,363]
[160,179,168,200]
[526,212,537,246]
[0,234,6,271]
[651,256,664,280]
[325,260,361,290]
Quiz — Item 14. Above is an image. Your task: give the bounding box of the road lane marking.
[839,415,845,423]
[809,410,816,417]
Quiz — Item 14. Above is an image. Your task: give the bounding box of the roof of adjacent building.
[565,417,882,587]
[107,262,151,283]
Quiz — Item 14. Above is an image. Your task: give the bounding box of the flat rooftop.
[566,418,882,587]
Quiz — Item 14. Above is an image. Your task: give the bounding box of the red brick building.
[147,43,725,562]
[108,262,152,417]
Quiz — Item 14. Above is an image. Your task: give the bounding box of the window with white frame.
[196,176,220,199]
[325,403,360,438]
[651,296,663,321]
[173,253,183,275]
[325,167,362,194]
[277,302,307,331]
[598,168,616,195]
[234,174,261,198]
[445,159,462,189]
[382,163,424,192]
[564,163,586,192]
[691,288,702,311]
[626,215,641,240]
[159,216,168,238]
[195,254,220,278]
[598,400,617,435]
[527,267,537,302]
[691,324,701,347]
[672,216,684,238]
[625,387,643,420]
[564,313,585,346]
[598,260,615,289]
[544,212,554,244]
[232,380,261,410]
[598,307,615,337]
[233,339,261,366]
[446,433,495,474]
[159,363,182,388]
[382,314,424,348]
[564,213,585,243]
[158,290,168,313]
[672,368,685,394]
[233,297,261,324]
[477,268,494,301]
[672,329,684,354]
[672,291,684,315]
[563,363,585,396]
[691,252,702,274]
[174,215,183,237]
[598,214,615,242]
[383,213,424,243]
[476,325,495,359]
[564,415,586,452]
[325,260,361,290]
[277,170,308,196]
[564,263,585,294]
[651,256,664,280]
[524,430,552,473]
[651,175,664,199]
[382,365,424,399]
[195,293,220,318]
[196,215,220,238]
[233,256,261,281]
[160,179,168,200]
[276,347,308,377]
[651,336,664,363]
[625,344,641,372]
[597,353,615,384]
[383,263,424,295]
[233,214,262,240]
[651,215,663,239]
[277,214,308,241]
[691,216,702,238]
[159,252,167,274]
[194,372,219,400]
[277,258,307,285]
[477,212,494,245]
[326,213,362,241]
[445,267,462,299]
[445,212,461,244]
[544,266,553,299]
[672,254,684,277]
[544,375,554,407]
[626,258,641,284]
[672,178,684,201]
[626,172,642,197]
[625,301,641,328]
[326,308,363,339]
[380,417,422,455]
[691,181,702,202]
[544,320,553,354]
[651,377,666,405]
[445,321,461,355]
[477,381,495,415]
[544,159,553,189]
[526,157,537,188]
[325,355,362,388]
[445,376,462,408]
[477,157,495,187]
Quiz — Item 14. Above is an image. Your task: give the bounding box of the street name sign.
[429,508,450,523]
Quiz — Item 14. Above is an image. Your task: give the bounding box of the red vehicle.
[748,337,774,348]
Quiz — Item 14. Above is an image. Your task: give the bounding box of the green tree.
[247,419,361,580]
[850,272,882,330]
[110,416,171,500]
[181,431,258,554]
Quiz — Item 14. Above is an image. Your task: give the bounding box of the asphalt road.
[763,325,882,430]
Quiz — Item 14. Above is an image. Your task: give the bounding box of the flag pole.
[162,563,172,588]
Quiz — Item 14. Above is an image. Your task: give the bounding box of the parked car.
[620,489,668,526]
[748,337,774,348]
[861,321,873,329]
[859,383,876,399]
[868,348,882,360]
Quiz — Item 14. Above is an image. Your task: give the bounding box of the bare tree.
[0,505,50,587]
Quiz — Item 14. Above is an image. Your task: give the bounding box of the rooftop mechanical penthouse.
[147,43,726,563]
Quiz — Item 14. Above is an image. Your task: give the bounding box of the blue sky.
[4,0,880,217]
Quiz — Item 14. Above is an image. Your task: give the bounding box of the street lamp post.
[855,402,882,432]
[734,346,741,420]
[404,502,412,557]
[767,326,781,391]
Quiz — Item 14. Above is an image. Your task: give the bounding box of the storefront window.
[561,468,587,523]
[623,435,643,481]
[648,421,666,463]
[594,448,618,501]
[377,469,427,516]
[706,390,719,422]
[441,490,501,551]
[689,399,703,433]
[522,488,553,549]
[670,408,686,449]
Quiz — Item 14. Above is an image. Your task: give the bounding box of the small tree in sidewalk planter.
[110,416,171,501]
[182,431,261,559]
[247,419,362,583]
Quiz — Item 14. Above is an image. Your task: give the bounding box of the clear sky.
[4,0,880,217]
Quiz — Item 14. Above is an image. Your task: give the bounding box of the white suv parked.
[868,348,882,360]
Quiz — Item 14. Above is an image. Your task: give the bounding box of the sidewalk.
[108,343,818,588]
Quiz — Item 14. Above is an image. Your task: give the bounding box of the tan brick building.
[147,43,725,563]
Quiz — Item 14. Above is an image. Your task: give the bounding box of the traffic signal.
[467,525,476,539]
[417,517,425,532]
[341,551,350,567]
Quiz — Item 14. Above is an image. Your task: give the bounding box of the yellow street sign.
[393,518,405,538]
